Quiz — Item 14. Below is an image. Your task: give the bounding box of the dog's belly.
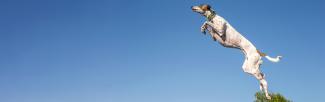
[220,24,258,56]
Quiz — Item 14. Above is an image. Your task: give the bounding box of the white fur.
[265,56,282,63]
[192,5,283,99]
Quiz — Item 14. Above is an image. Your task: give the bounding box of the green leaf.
[254,91,291,102]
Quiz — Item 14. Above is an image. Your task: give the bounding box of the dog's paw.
[200,25,207,34]
[201,30,206,34]
[266,95,272,100]
[212,36,217,41]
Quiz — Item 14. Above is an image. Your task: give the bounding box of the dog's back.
[211,15,257,52]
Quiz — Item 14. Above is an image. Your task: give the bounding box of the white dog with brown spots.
[191,4,282,99]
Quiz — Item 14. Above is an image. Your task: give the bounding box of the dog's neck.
[204,10,216,21]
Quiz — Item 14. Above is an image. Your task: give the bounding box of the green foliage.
[254,91,291,102]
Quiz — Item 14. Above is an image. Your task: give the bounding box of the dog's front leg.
[200,22,208,34]
[206,27,226,44]
[201,21,219,41]
[204,21,226,37]
[200,21,215,34]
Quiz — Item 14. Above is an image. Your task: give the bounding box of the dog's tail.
[257,50,282,63]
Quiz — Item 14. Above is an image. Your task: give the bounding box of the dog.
[191,4,282,99]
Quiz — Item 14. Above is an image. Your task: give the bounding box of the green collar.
[206,11,216,21]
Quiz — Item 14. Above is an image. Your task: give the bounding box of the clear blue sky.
[0,0,324,102]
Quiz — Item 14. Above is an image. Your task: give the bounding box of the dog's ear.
[201,4,211,11]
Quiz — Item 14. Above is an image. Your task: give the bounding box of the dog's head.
[191,4,212,15]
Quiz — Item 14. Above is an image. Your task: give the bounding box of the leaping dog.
[191,4,282,99]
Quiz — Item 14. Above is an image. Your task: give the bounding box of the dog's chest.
[211,16,226,28]
[211,15,244,48]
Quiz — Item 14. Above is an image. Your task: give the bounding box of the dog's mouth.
[191,6,204,14]
[191,8,197,11]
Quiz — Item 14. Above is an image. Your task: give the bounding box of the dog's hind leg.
[254,60,271,99]
[253,71,271,99]
[243,56,271,99]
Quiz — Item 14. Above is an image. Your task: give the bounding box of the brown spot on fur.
[201,4,211,11]
[257,50,266,57]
